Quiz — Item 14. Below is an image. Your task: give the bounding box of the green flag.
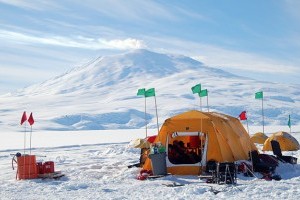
[255,91,263,99]
[288,115,291,128]
[145,88,155,97]
[137,88,146,96]
[199,89,208,97]
[191,84,201,94]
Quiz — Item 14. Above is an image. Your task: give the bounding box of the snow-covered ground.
[1,126,300,200]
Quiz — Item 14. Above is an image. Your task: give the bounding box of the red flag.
[28,112,34,126]
[147,135,157,143]
[20,111,27,125]
[239,111,247,120]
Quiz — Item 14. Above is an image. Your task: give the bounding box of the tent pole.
[154,95,160,134]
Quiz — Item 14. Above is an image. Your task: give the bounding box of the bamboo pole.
[154,95,159,134]
[144,97,147,137]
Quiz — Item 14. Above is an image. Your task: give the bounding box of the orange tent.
[263,131,300,151]
[251,132,268,144]
[142,110,257,175]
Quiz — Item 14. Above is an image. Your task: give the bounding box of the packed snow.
[0,126,300,200]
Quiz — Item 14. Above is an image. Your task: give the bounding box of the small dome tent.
[142,110,257,175]
[263,131,300,151]
[251,132,268,144]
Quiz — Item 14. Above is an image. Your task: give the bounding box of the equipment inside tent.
[142,110,257,175]
[263,131,300,151]
[251,132,268,144]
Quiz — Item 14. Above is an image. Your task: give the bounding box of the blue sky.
[0,0,300,94]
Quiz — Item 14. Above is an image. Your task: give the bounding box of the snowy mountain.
[0,49,299,131]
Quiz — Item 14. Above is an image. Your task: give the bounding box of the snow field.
[0,127,300,199]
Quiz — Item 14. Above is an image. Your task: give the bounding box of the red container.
[36,162,44,174]
[43,161,55,174]
[17,155,38,180]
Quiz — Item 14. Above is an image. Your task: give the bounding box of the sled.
[162,182,184,187]
[147,173,171,179]
[38,171,65,179]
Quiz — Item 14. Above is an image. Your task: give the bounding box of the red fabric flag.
[239,111,247,120]
[28,112,34,126]
[20,111,27,125]
[147,135,157,143]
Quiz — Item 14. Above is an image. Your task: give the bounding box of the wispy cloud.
[70,0,210,25]
[102,38,146,49]
[0,30,146,50]
[193,51,299,74]
[172,5,209,22]
[0,0,61,10]
[0,0,208,23]
[1,29,298,76]
[76,0,177,22]
[146,36,300,74]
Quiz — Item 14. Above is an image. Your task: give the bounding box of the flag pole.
[29,125,32,155]
[207,92,209,112]
[246,118,249,134]
[144,96,147,137]
[24,123,27,155]
[137,88,147,138]
[191,84,201,111]
[262,96,264,134]
[29,124,32,177]
[245,111,253,172]
[154,95,159,134]
[289,115,291,134]
[239,110,254,172]
[246,117,254,172]
[199,97,202,111]
[246,117,253,171]
[23,123,26,180]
